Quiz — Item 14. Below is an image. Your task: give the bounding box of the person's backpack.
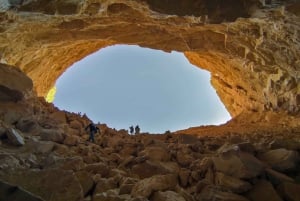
[90,124,97,132]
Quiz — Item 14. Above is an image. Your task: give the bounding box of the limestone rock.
[131,174,177,198]
[212,152,265,179]
[6,128,25,146]
[152,191,186,201]
[259,149,299,171]
[246,180,283,201]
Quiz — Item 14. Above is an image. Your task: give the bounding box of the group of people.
[85,122,142,143]
[129,125,140,135]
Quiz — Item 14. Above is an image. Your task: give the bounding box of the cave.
[51,44,231,133]
[0,0,300,200]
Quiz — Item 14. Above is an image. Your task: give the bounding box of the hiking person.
[129,126,134,135]
[135,125,140,135]
[85,122,100,143]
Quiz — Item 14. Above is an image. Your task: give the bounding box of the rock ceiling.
[0,0,299,117]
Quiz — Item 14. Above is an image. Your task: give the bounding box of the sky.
[53,45,231,133]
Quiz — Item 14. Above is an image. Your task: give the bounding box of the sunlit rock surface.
[0,0,299,117]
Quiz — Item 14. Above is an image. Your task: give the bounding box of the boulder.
[258,149,299,171]
[152,191,186,201]
[0,180,44,201]
[176,151,194,167]
[50,111,67,124]
[6,128,25,146]
[16,117,39,133]
[27,138,55,154]
[270,139,300,151]
[60,156,85,171]
[0,169,83,201]
[63,135,80,146]
[131,160,170,179]
[212,152,265,179]
[85,162,110,177]
[75,171,94,196]
[131,174,177,198]
[138,146,171,162]
[214,172,252,193]
[218,142,255,154]
[40,129,64,143]
[69,120,82,130]
[196,185,249,201]
[277,182,300,201]
[246,180,283,201]
[0,63,33,102]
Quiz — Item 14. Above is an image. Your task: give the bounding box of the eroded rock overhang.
[0,0,299,117]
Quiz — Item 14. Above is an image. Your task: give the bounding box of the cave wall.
[0,0,299,117]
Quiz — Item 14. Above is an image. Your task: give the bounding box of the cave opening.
[49,45,231,133]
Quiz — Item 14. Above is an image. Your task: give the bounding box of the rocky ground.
[0,63,300,201]
[1,95,300,201]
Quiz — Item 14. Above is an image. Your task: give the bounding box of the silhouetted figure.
[129,126,134,135]
[85,122,100,143]
[135,125,140,135]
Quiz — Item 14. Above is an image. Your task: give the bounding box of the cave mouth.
[50,45,231,133]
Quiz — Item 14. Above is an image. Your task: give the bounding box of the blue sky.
[53,45,231,133]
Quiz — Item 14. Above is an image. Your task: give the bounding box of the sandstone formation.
[0,1,300,201]
[0,0,299,118]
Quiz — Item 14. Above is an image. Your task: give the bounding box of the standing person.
[85,122,100,143]
[129,126,134,135]
[135,125,140,135]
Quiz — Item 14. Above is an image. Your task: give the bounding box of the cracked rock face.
[0,0,299,117]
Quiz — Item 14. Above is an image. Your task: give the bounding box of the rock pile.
[0,99,300,201]
[0,62,300,201]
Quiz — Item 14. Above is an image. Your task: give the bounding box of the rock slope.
[0,58,300,201]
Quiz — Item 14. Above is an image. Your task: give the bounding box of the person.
[85,122,100,143]
[129,126,134,135]
[135,125,140,135]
